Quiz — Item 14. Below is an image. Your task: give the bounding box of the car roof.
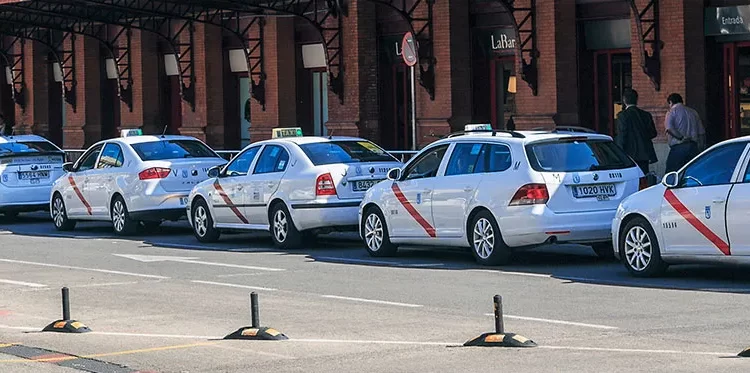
[253,136,372,146]
[105,135,203,146]
[0,135,55,144]
[427,130,613,147]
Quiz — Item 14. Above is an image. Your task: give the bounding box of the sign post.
[401,32,418,151]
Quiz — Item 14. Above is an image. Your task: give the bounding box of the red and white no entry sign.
[401,32,418,67]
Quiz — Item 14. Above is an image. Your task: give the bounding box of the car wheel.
[620,217,668,277]
[111,196,136,236]
[469,210,511,266]
[362,207,397,257]
[51,194,76,231]
[192,199,220,243]
[269,202,302,249]
[591,242,617,261]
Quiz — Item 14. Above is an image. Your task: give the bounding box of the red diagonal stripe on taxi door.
[391,183,436,238]
[213,180,249,224]
[664,189,730,255]
[68,175,92,215]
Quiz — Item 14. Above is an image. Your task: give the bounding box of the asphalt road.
[1,213,750,372]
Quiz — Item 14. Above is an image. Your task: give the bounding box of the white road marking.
[314,256,444,267]
[75,281,140,288]
[114,254,285,272]
[320,295,423,308]
[191,280,277,291]
[0,279,46,288]
[216,273,266,278]
[537,345,727,356]
[470,269,551,278]
[0,258,169,279]
[484,313,618,330]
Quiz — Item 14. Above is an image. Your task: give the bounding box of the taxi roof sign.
[272,127,303,138]
[465,123,493,132]
[120,129,143,137]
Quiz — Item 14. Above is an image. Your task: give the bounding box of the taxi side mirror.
[62,162,74,172]
[662,171,679,188]
[387,168,402,181]
[207,165,221,178]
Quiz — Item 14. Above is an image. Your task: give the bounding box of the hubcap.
[112,200,125,232]
[624,226,652,271]
[194,205,208,237]
[273,209,288,243]
[364,213,384,251]
[473,218,495,259]
[53,197,65,227]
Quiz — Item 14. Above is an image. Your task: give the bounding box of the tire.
[192,199,220,243]
[592,242,617,261]
[269,202,302,249]
[469,210,511,266]
[51,193,76,231]
[110,195,136,236]
[362,206,397,257]
[620,217,668,277]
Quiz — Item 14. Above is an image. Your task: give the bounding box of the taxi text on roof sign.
[120,129,143,137]
[271,127,303,138]
[465,123,493,132]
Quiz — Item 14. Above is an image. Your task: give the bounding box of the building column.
[119,30,161,135]
[63,35,101,148]
[326,0,378,139]
[179,23,224,147]
[14,39,50,139]
[250,18,296,141]
[513,0,578,130]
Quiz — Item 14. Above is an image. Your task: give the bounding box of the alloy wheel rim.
[113,201,125,232]
[195,206,208,237]
[364,213,383,251]
[273,209,287,243]
[625,226,652,271]
[53,198,65,227]
[473,218,495,259]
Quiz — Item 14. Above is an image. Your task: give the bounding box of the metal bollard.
[250,292,259,328]
[62,287,70,321]
[493,294,503,334]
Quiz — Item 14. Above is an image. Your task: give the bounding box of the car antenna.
[160,125,168,138]
[328,127,335,139]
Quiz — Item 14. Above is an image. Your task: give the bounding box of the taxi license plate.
[573,184,616,199]
[353,180,380,192]
[179,197,189,205]
[19,171,50,180]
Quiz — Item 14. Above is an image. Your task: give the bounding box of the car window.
[253,145,290,174]
[76,144,103,172]
[403,145,449,180]
[225,146,261,177]
[525,138,635,172]
[445,143,483,176]
[131,139,218,161]
[475,144,512,173]
[97,143,124,169]
[681,142,747,187]
[299,140,397,165]
[0,141,61,155]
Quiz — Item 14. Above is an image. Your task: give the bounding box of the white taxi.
[612,136,750,277]
[0,135,66,218]
[359,124,649,266]
[186,128,402,249]
[50,129,226,235]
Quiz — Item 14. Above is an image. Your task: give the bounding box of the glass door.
[593,50,631,135]
[312,71,329,136]
[239,77,251,147]
[735,44,750,138]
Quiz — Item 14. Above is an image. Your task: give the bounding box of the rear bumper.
[129,208,186,222]
[289,200,361,231]
[128,192,189,214]
[498,206,617,247]
[0,185,53,211]
[0,203,49,213]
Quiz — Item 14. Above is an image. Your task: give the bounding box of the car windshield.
[131,140,219,161]
[0,141,61,155]
[299,140,397,165]
[525,138,635,172]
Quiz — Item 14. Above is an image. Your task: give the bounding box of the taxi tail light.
[509,184,549,206]
[316,173,337,196]
[139,167,171,180]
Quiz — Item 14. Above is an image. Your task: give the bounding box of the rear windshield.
[525,139,635,172]
[131,140,219,161]
[0,141,61,155]
[299,141,397,165]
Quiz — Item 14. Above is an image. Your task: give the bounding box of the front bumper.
[499,206,617,248]
[289,200,361,231]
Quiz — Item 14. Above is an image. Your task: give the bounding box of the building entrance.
[593,49,632,135]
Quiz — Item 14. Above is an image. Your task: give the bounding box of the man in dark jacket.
[615,89,658,175]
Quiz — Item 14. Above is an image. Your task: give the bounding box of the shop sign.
[474,27,517,56]
[705,6,750,36]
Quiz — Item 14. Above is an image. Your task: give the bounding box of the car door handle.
[713,199,726,204]
[464,186,473,192]
[423,189,432,194]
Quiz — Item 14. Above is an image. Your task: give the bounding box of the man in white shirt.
[664,93,705,173]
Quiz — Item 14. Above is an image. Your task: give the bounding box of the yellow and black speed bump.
[738,347,750,357]
[463,332,537,347]
[224,326,288,340]
[42,320,91,333]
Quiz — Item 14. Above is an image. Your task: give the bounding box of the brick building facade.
[0,0,747,174]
